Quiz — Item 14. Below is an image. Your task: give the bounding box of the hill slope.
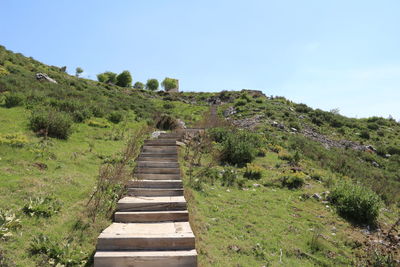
[0,45,399,266]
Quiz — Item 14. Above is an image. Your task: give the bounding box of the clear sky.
[1,0,399,119]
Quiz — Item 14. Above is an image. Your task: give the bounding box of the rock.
[176,141,186,147]
[372,161,380,168]
[312,193,322,201]
[385,154,391,158]
[291,127,298,132]
[35,73,57,83]
[271,121,284,129]
[253,184,261,187]
[223,106,237,117]
[151,131,166,139]
[289,107,295,112]
[365,145,377,153]
[176,119,186,129]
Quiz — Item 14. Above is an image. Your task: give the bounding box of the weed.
[107,111,124,124]
[4,93,24,108]
[221,166,238,187]
[23,196,61,218]
[0,210,21,240]
[0,133,28,147]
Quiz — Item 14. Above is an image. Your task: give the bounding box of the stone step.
[96,222,195,251]
[114,210,189,223]
[127,188,184,197]
[135,168,180,174]
[94,250,197,267]
[117,196,187,212]
[134,173,181,180]
[144,140,177,146]
[128,180,183,189]
[137,161,179,168]
[137,156,178,162]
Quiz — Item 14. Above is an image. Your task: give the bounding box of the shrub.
[221,166,238,187]
[280,173,305,189]
[360,130,370,139]
[163,102,175,109]
[72,108,92,123]
[133,81,144,90]
[295,103,313,113]
[0,133,29,147]
[220,131,261,166]
[244,163,263,180]
[234,100,247,107]
[155,114,178,130]
[23,196,61,217]
[208,127,230,143]
[4,93,24,108]
[107,111,124,124]
[116,70,132,87]
[330,181,382,225]
[29,109,73,139]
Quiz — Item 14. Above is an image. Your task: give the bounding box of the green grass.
[0,106,145,266]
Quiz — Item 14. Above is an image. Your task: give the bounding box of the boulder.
[35,73,57,84]
[223,106,236,117]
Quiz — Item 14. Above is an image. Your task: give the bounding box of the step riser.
[129,181,182,188]
[142,148,178,152]
[97,237,195,251]
[114,212,188,223]
[137,162,179,168]
[94,255,196,267]
[117,202,187,212]
[135,168,180,174]
[138,157,178,162]
[134,174,181,180]
[144,141,177,146]
[127,189,183,197]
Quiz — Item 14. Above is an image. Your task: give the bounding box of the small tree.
[133,81,144,90]
[116,70,132,87]
[75,67,83,77]
[97,71,117,84]
[161,77,178,92]
[146,79,159,91]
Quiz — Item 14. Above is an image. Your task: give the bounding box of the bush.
[146,79,159,91]
[163,102,175,109]
[280,173,305,189]
[208,127,230,143]
[4,93,24,108]
[72,108,92,123]
[107,111,124,124]
[360,130,370,139]
[220,131,261,166]
[234,100,247,107]
[87,119,110,128]
[244,163,263,180]
[221,166,238,186]
[29,109,73,139]
[23,196,61,217]
[155,114,178,130]
[330,181,382,225]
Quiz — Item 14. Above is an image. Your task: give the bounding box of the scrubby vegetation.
[0,44,399,266]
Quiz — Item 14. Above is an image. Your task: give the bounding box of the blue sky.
[1,0,399,119]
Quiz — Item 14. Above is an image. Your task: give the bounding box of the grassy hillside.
[0,45,399,266]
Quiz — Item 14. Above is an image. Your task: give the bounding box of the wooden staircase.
[94,132,197,267]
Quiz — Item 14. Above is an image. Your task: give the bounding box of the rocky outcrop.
[35,73,57,84]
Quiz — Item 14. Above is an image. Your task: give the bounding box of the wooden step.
[96,222,195,251]
[128,180,182,188]
[114,210,189,223]
[144,140,177,146]
[127,188,184,197]
[137,156,178,162]
[117,196,187,212]
[140,152,178,157]
[135,168,180,174]
[137,161,179,168]
[94,250,197,267]
[134,173,181,180]
[142,146,177,152]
